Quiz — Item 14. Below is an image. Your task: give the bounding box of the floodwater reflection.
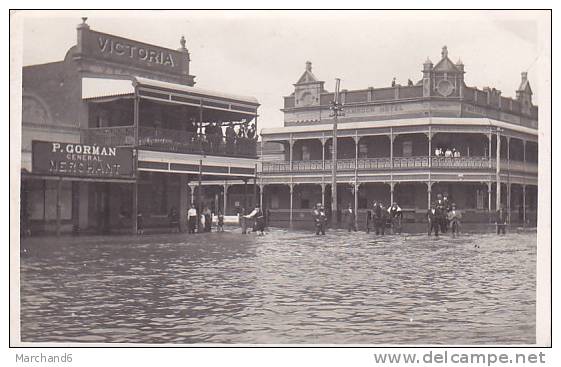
[20,229,536,344]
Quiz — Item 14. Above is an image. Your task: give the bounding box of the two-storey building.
[259,46,538,229]
[20,19,260,235]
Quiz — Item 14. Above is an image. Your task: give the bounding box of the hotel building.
[259,46,538,228]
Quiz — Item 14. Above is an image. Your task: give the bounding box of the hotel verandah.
[259,46,538,229]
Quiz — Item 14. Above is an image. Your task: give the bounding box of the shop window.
[26,179,72,220]
[402,141,413,157]
[301,199,310,209]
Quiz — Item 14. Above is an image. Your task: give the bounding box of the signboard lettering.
[32,141,134,179]
[82,30,187,75]
[96,35,175,67]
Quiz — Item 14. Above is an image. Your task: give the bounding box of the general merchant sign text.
[32,141,134,179]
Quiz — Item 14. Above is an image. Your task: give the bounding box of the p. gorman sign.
[32,141,134,179]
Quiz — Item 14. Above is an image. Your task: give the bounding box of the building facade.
[259,47,538,229]
[20,19,260,235]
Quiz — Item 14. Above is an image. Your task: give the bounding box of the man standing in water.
[342,203,355,232]
[373,201,385,235]
[187,203,197,234]
[427,203,440,237]
[388,202,403,234]
[496,205,507,235]
[447,203,462,238]
[312,203,327,235]
[244,204,265,236]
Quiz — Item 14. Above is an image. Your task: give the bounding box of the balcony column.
[321,138,326,170]
[289,183,294,228]
[506,137,511,223]
[390,129,395,169]
[189,183,196,205]
[289,135,294,171]
[488,131,492,169]
[390,182,395,204]
[496,129,502,211]
[523,139,527,165]
[426,182,432,210]
[223,182,228,215]
[259,184,264,209]
[179,175,189,232]
[487,181,492,212]
[522,184,527,227]
[321,183,326,207]
[427,129,432,168]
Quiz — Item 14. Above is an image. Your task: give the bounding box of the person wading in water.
[244,204,265,236]
[312,203,327,235]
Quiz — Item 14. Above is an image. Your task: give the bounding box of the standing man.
[187,203,197,234]
[448,203,462,238]
[388,202,403,234]
[373,201,385,235]
[427,204,440,237]
[312,203,327,235]
[343,203,355,232]
[496,205,507,235]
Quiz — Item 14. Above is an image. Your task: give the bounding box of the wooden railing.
[82,126,136,146]
[82,126,257,158]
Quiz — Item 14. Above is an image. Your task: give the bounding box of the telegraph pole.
[330,78,344,225]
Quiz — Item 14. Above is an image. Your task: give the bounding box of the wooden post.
[496,130,502,211]
[253,163,258,207]
[132,93,139,235]
[223,182,228,215]
[56,177,62,236]
[522,184,527,227]
[197,160,202,232]
[289,184,294,228]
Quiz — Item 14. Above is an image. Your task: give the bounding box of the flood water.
[19,228,536,344]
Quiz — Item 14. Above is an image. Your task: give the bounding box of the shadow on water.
[20,228,536,344]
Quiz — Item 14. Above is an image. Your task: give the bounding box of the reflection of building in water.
[259,47,538,228]
[21,19,260,235]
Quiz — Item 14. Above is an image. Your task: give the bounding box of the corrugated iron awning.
[82,77,135,100]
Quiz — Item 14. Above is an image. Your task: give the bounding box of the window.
[402,141,413,157]
[26,179,72,220]
[359,143,368,158]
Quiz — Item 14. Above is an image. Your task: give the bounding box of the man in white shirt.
[187,204,197,234]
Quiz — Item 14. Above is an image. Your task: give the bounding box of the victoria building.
[20,19,260,235]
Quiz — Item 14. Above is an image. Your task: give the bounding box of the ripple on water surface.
[20,229,536,344]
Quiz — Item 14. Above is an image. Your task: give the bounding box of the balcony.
[261,156,538,174]
[82,126,258,158]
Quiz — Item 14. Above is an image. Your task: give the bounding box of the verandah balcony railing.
[82,125,257,158]
[261,156,538,173]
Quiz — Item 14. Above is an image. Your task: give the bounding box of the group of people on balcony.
[142,118,258,156]
[434,147,461,158]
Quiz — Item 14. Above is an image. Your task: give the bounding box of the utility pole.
[496,128,502,212]
[330,78,344,225]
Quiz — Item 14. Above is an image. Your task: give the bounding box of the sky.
[17,10,545,130]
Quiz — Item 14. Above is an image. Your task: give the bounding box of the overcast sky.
[18,10,545,130]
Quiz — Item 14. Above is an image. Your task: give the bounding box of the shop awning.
[82,76,259,116]
[82,77,135,100]
[134,77,259,116]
